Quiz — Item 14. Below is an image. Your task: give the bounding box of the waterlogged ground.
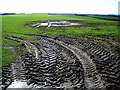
[2,34,120,90]
[2,19,120,90]
[27,20,87,27]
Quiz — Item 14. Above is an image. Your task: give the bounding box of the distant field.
[2,14,119,65]
[89,15,119,21]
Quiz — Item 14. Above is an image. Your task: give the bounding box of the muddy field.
[2,35,120,90]
[1,20,120,90]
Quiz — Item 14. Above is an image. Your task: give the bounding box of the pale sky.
[0,0,119,14]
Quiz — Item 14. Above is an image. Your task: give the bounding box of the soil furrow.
[2,35,120,90]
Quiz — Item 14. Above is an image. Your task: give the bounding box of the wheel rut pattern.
[22,38,85,89]
[2,36,120,90]
[56,36,120,89]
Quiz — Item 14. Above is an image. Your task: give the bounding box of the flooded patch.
[27,20,87,27]
[7,81,28,88]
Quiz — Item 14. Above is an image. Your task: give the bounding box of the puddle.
[28,20,87,27]
[7,81,28,88]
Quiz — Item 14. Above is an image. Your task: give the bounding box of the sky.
[0,0,119,14]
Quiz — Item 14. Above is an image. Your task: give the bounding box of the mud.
[2,35,120,90]
[26,20,87,27]
[1,66,13,90]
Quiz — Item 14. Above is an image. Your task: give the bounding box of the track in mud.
[2,35,120,90]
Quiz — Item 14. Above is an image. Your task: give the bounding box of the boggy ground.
[2,34,120,90]
[25,20,100,27]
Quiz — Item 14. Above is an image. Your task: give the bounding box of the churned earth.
[2,20,120,90]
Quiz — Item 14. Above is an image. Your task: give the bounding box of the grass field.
[89,15,119,21]
[1,14,119,66]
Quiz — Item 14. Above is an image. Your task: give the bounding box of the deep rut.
[2,36,120,90]
[46,38,105,89]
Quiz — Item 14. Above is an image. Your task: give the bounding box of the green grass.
[1,14,119,66]
[89,15,119,21]
[2,47,16,66]
[2,14,118,39]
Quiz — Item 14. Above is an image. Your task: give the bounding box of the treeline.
[0,13,16,15]
[0,13,119,17]
[75,14,119,17]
